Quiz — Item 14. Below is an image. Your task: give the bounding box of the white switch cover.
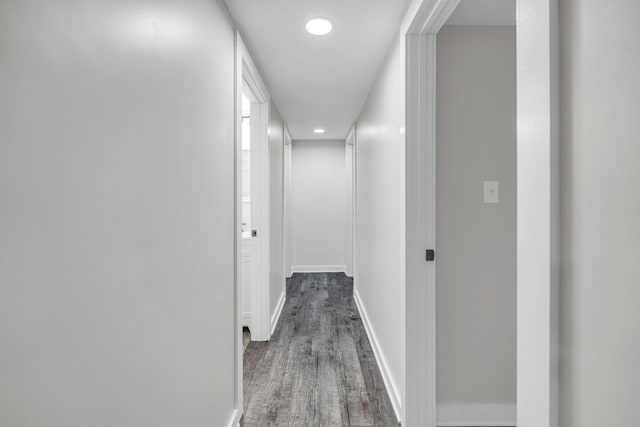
[484,180,499,204]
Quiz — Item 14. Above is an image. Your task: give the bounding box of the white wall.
[559,0,640,425]
[354,35,404,413]
[435,25,517,416]
[0,1,237,426]
[290,140,347,272]
[269,105,286,321]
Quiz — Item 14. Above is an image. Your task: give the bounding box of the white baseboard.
[353,290,402,423]
[271,290,286,335]
[437,403,516,426]
[225,408,240,427]
[291,265,347,273]
[242,312,251,327]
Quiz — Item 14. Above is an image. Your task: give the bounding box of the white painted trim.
[242,312,251,327]
[225,409,241,427]
[405,31,437,427]
[516,1,560,426]
[290,265,347,273]
[406,0,461,35]
[270,290,286,335]
[283,128,293,278]
[345,126,356,279]
[437,404,516,426]
[345,127,355,145]
[233,31,243,425]
[354,290,402,422]
[249,94,270,342]
[352,125,358,288]
[404,2,461,425]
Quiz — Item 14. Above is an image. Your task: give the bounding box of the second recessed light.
[306,18,333,36]
[313,128,325,134]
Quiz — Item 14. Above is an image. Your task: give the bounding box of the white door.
[241,92,252,327]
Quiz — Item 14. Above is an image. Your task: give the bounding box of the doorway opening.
[238,82,270,343]
[404,0,559,426]
[434,2,517,424]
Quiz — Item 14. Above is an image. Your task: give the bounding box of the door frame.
[403,0,559,426]
[345,125,356,278]
[233,31,272,426]
[283,127,292,278]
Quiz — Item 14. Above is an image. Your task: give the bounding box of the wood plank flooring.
[242,273,399,427]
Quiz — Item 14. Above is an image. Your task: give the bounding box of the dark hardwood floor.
[242,273,399,427]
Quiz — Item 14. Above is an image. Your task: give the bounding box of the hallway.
[242,273,398,426]
[3,0,637,426]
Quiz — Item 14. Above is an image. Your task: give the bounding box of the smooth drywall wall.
[290,140,347,271]
[0,1,237,426]
[435,25,516,411]
[355,35,404,410]
[269,105,285,319]
[560,0,640,425]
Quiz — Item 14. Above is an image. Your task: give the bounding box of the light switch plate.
[484,180,499,203]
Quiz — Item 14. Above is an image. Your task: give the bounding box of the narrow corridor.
[242,273,398,426]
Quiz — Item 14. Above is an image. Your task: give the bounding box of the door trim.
[515,1,560,425]
[345,125,356,279]
[404,3,460,425]
[402,1,559,426]
[283,128,292,278]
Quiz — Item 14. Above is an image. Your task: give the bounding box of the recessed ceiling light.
[313,128,325,134]
[305,18,333,36]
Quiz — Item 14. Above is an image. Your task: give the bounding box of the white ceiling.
[446,0,516,26]
[224,0,413,140]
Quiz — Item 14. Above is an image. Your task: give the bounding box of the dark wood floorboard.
[242,273,400,427]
